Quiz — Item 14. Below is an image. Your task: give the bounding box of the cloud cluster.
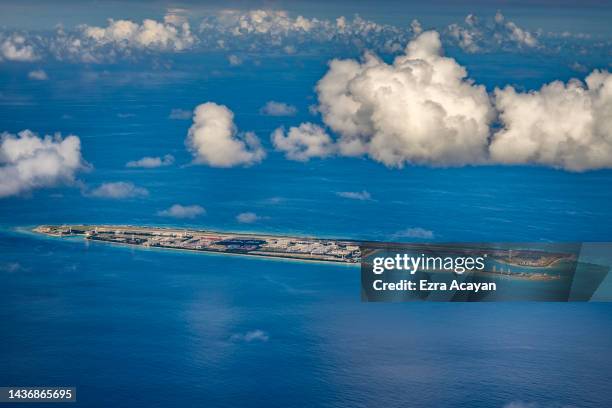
[0,130,85,198]
[126,154,174,168]
[315,31,494,167]
[491,70,612,171]
[271,123,335,161]
[447,12,538,53]
[212,10,319,36]
[0,34,39,61]
[157,204,205,218]
[283,30,612,171]
[87,181,148,199]
[0,9,594,64]
[199,10,411,54]
[187,102,265,167]
[82,18,196,52]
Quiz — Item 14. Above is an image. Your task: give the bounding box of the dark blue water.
[2,229,612,407]
[2,50,612,407]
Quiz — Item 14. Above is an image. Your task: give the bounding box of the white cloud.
[236,212,260,223]
[260,101,297,116]
[0,34,39,61]
[169,108,192,120]
[490,69,612,171]
[271,123,335,161]
[83,18,196,51]
[212,10,320,36]
[230,329,269,342]
[87,181,148,199]
[336,190,372,201]
[447,12,538,53]
[0,130,85,198]
[157,204,205,218]
[315,31,494,167]
[410,19,423,36]
[392,227,435,240]
[227,54,242,65]
[28,69,48,80]
[126,154,174,168]
[187,102,265,167]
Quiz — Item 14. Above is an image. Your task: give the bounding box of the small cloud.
[230,329,269,342]
[236,212,260,223]
[87,182,149,199]
[283,45,296,54]
[0,262,23,272]
[264,196,284,204]
[157,204,205,219]
[336,190,372,201]
[117,113,136,119]
[503,402,539,408]
[228,54,242,66]
[260,101,297,117]
[569,62,588,72]
[169,108,192,120]
[126,154,174,168]
[28,69,48,81]
[392,227,435,240]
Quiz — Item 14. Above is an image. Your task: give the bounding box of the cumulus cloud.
[271,123,335,161]
[169,108,192,120]
[83,18,196,51]
[126,154,174,168]
[260,101,297,116]
[490,69,612,171]
[87,181,148,199]
[336,190,372,201]
[315,31,494,167]
[236,212,260,223]
[157,204,205,218]
[0,34,39,61]
[28,69,48,80]
[0,130,85,198]
[187,102,265,167]
[230,329,269,342]
[392,227,435,240]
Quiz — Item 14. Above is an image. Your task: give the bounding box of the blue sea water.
[2,49,612,407]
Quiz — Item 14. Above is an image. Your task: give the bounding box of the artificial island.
[32,225,576,280]
[33,224,362,264]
